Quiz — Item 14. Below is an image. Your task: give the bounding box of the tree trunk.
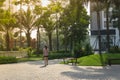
[97,11,102,54]
[76,0,80,22]
[70,35,73,53]
[26,30,31,47]
[19,0,22,48]
[56,14,59,51]
[64,33,68,52]
[56,27,59,51]
[6,31,10,51]
[48,33,52,51]
[19,29,22,47]
[37,26,40,52]
[106,5,110,52]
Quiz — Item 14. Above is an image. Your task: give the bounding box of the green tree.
[0,0,7,50]
[40,8,55,51]
[48,0,64,51]
[60,0,89,52]
[13,0,40,48]
[33,3,45,52]
[13,0,24,48]
[0,10,16,50]
[15,8,36,47]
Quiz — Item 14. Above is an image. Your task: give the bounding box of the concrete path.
[0,59,120,80]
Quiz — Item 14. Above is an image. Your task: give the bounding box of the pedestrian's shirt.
[43,48,48,56]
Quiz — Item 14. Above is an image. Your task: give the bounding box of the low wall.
[0,51,28,58]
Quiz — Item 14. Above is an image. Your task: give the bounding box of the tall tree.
[49,0,64,51]
[13,0,23,47]
[0,10,16,50]
[13,0,38,48]
[15,8,36,47]
[33,2,45,52]
[60,0,89,52]
[40,8,55,51]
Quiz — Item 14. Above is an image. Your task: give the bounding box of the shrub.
[84,43,93,56]
[48,53,73,59]
[72,43,93,58]
[0,45,6,51]
[12,46,20,51]
[73,44,82,57]
[109,46,120,53]
[0,56,17,64]
[33,49,43,55]
[27,47,33,57]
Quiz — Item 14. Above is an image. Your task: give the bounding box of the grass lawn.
[17,57,42,62]
[17,54,43,62]
[61,53,120,66]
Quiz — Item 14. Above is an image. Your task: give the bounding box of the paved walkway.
[0,59,120,80]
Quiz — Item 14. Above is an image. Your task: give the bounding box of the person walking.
[43,45,49,66]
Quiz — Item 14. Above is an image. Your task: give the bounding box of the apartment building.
[90,6,119,51]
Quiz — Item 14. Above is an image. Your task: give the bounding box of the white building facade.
[90,7,120,51]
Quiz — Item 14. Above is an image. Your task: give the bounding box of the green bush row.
[109,46,120,53]
[0,56,17,64]
[50,50,70,54]
[48,53,73,59]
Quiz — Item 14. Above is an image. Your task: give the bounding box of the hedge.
[0,56,17,64]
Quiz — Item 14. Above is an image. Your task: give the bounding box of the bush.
[109,46,120,53]
[27,47,33,57]
[33,49,43,55]
[84,43,93,56]
[12,46,20,51]
[0,45,6,51]
[73,43,93,58]
[50,50,70,54]
[0,56,17,64]
[48,53,73,59]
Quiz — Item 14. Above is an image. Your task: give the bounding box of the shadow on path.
[40,65,47,68]
[26,59,63,66]
[61,65,120,80]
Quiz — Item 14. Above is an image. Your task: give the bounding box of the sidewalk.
[0,59,120,80]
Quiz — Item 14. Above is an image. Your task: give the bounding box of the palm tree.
[15,8,36,47]
[0,0,5,7]
[23,8,36,47]
[0,10,16,50]
[19,0,23,48]
[33,3,44,52]
[13,0,23,47]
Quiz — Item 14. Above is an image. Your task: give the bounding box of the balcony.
[91,29,116,35]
